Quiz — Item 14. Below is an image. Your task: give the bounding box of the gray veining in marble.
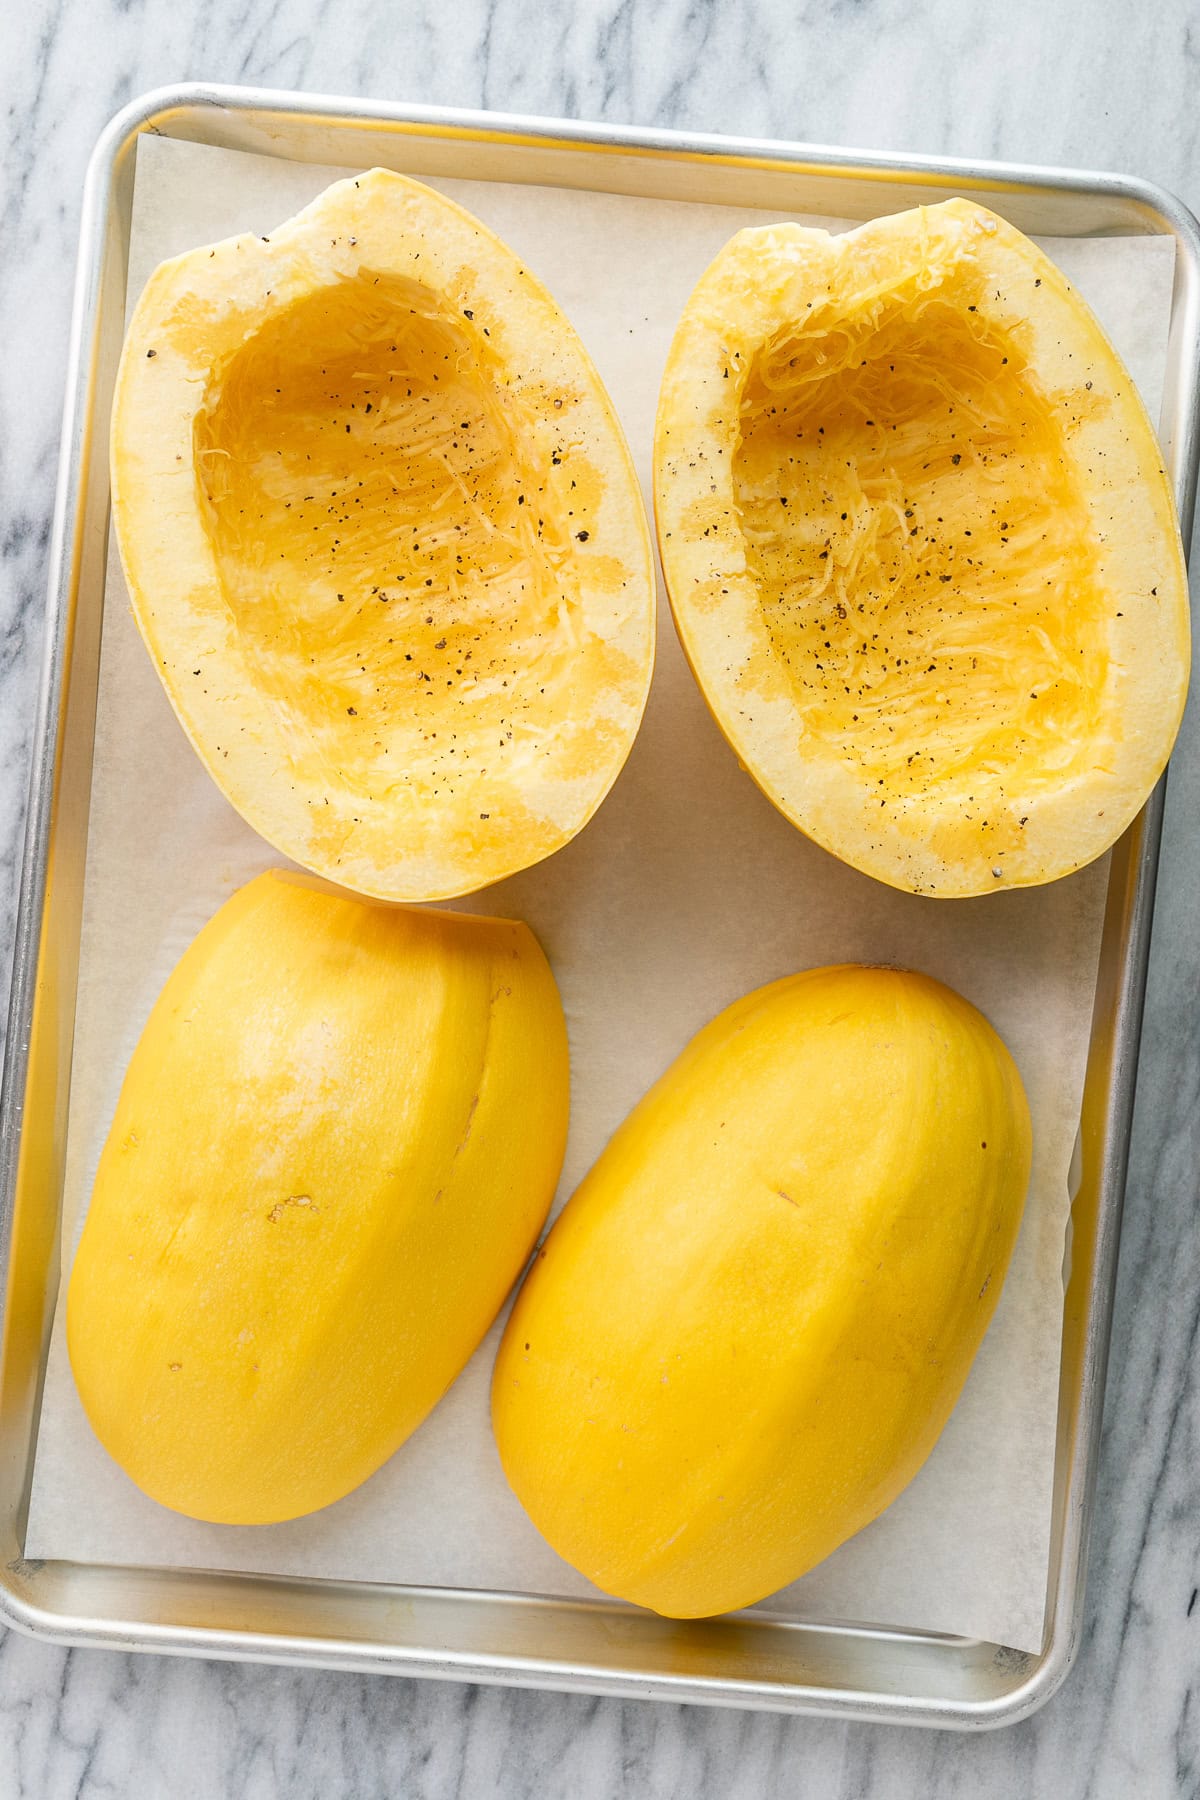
[3,0,1200,1795]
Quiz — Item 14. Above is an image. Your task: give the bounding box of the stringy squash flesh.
[113,171,655,901]
[655,199,1190,896]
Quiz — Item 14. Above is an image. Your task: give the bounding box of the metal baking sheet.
[1,83,1197,1727]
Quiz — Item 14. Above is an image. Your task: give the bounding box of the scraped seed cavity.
[191,270,598,826]
[732,281,1107,805]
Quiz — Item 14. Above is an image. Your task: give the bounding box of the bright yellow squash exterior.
[68,870,568,1524]
[654,199,1190,896]
[111,169,654,902]
[492,964,1030,1618]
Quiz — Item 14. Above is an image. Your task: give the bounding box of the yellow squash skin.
[492,964,1030,1618]
[654,199,1190,897]
[111,170,655,902]
[68,870,568,1525]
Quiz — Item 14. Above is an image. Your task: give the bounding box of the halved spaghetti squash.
[493,963,1030,1616]
[654,199,1189,896]
[112,170,654,901]
[69,870,569,1524]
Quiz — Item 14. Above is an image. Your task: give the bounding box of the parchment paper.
[23,135,1178,1654]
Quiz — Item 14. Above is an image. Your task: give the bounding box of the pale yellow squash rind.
[68,870,569,1524]
[654,199,1190,896]
[492,964,1031,1618]
[111,169,655,901]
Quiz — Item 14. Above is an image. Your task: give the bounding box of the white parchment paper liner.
[24,135,1177,1655]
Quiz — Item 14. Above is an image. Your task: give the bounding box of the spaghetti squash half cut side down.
[492,964,1031,1618]
[69,870,570,1525]
[654,199,1189,896]
[112,170,655,901]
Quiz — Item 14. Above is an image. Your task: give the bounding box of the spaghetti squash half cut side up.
[113,171,655,901]
[655,199,1189,895]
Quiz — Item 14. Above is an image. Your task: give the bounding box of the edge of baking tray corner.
[1049,164,1200,1712]
[0,77,155,1636]
[0,1580,1050,1729]
[70,80,1200,217]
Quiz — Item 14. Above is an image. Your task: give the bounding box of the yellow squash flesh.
[68,870,568,1525]
[492,964,1031,1618]
[111,170,655,901]
[654,199,1190,896]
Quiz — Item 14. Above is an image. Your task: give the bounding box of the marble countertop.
[3,1,1199,1794]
